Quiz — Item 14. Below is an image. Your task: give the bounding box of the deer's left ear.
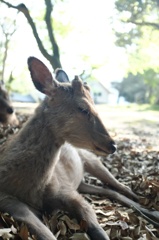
[28,57,58,96]
[55,69,70,83]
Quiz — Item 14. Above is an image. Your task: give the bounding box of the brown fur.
[0,84,19,126]
[0,57,135,240]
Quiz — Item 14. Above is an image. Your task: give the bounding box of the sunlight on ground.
[96,104,159,151]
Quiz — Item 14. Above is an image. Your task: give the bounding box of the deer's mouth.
[94,143,116,155]
[94,145,109,156]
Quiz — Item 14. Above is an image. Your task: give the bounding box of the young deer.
[0,57,116,240]
[0,82,19,126]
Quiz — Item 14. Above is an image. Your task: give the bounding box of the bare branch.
[1,36,9,81]
[0,0,18,10]
[0,0,62,69]
[44,0,60,59]
[125,19,159,30]
[0,16,17,81]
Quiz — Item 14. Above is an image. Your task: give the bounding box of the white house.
[88,80,111,104]
[10,80,111,104]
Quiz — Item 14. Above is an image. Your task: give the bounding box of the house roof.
[87,79,111,94]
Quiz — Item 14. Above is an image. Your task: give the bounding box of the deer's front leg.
[0,192,56,240]
[43,187,110,240]
[78,149,138,200]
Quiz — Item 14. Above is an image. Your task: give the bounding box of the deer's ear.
[28,57,58,95]
[55,69,70,83]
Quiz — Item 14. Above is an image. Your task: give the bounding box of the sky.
[0,0,128,97]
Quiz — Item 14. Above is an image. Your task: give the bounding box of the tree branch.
[125,19,159,30]
[44,0,60,59]
[44,0,62,68]
[0,18,16,81]
[0,0,62,69]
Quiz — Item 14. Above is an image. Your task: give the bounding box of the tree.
[111,69,159,104]
[0,14,16,83]
[113,0,159,105]
[112,73,148,103]
[114,0,159,47]
[0,0,62,70]
[143,68,159,104]
[114,0,159,73]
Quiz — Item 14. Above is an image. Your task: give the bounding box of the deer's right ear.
[55,69,70,83]
[28,57,58,95]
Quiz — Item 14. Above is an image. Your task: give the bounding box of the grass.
[96,103,159,131]
[95,103,159,122]
[96,103,159,112]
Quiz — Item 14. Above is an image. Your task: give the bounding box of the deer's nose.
[7,107,14,114]
[109,141,117,153]
[111,144,117,153]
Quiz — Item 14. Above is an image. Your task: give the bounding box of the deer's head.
[0,84,14,116]
[28,57,116,156]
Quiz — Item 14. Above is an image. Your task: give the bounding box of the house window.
[94,92,102,97]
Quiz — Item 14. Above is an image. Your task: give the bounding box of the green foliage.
[114,1,146,47]
[114,0,159,106]
[116,0,158,15]
[112,69,159,104]
[114,0,159,53]
[128,27,159,73]
[114,0,159,72]
[34,4,74,53]
[115,0,159,30]
[115,28,142,48]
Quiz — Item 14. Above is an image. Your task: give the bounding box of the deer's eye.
[78,107,90,117]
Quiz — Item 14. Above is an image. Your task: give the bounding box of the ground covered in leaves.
[0,106,159,240]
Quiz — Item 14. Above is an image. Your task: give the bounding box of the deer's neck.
[0,102,65,205]
[23,107,63,157]
[4,102,64,177]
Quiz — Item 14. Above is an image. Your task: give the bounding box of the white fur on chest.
[55,143,84,190]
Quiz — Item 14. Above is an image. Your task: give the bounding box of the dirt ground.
[97,104,159,150]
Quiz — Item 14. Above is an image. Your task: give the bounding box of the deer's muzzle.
[92,133,116,155]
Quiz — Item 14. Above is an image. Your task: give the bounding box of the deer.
[0,57,117,240]
[0,57,158,240]
[0,81,19,126]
